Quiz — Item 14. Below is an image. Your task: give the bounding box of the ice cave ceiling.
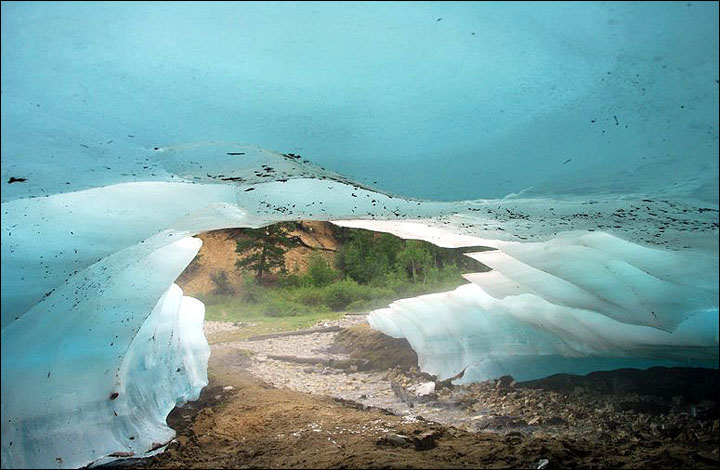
[1,2,718,469]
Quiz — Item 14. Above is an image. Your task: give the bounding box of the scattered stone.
[435,367,468,391]
[429,399,469,410]
[223,386,234,391]
[412,430,441,450]
[545,416,567,426]
[505,430,525,444]
[496,375,516,393]
[413,381,436,397]
[149,442,165,451]
[377,433,412,448]
[391,381,414,408]
[475,415,527,430]
[247,326,341,342]
[212,314,720,462]
[108,451,134,458]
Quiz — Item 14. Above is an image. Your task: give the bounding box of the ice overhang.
[1,2,718,468]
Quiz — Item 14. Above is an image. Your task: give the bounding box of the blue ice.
[1,2,717,468]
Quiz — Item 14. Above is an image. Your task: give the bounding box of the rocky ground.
[128,316,719,469]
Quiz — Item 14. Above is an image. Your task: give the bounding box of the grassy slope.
[202,297,346,342]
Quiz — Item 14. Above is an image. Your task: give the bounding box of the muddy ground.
[130,318,719,469]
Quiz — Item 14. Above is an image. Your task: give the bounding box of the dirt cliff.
[176,221,339,296]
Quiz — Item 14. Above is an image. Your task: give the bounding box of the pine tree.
[235,223,296,283]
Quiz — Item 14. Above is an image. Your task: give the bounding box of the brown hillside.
[176,221,339,296]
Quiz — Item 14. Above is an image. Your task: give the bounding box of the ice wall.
[355,223,718,382]
[1,2,718,469]
[1,235,209,468]
[1,147,448,468]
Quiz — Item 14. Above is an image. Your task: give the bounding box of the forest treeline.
[201,222,491,317]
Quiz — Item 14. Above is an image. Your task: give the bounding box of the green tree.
[336,230,399,284]
[396,240,433,283]
[306,252,339,287]
[235,223,296,283]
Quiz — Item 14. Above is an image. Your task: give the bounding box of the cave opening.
[163,219,499,431]
[150,223,720,470]
[176,220,494,332]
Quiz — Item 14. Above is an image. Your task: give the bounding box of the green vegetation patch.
[197,222,494,334]
[201,297,345,343]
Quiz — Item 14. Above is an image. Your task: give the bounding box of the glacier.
[1,2,718,469]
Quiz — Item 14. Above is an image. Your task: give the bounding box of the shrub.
[240,274,262,302]
[286,286,326,307]
[320,280,395,311]
[277,272,306,288]
[306,252,340,287]
[321,280,358,311]
[210,270,235,295]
